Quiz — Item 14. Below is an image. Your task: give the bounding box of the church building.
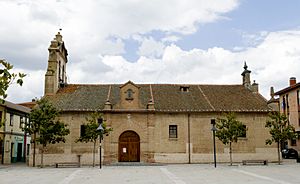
[29,32,277,166]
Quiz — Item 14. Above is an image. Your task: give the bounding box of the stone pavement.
[1,160,299,184]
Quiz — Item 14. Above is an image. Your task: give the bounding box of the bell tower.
[44,32,68,95]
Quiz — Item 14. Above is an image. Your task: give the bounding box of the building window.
[282,96,286,112]
[169,125,178,138]
[20,117,24,128]
[10,114,13,126]
[180,86,189,92]
[80,125,86,137]
[126,89,134,100]
[239,125,247,138]
[291,139,297,146]
[297,90,300,106]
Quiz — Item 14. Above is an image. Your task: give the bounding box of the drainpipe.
[188,114,191,164]
[23,117,27,163]
[1,110,5,164]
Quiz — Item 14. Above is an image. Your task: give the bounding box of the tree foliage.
[25,98,70,167]
[215,112,247,165]
[0,59,26,103]
[216,112,246,144]
[76,112,112,166]
[265,112,297,164]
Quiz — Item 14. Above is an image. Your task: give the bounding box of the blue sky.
[0,0,300,102]
[123,0,300,61]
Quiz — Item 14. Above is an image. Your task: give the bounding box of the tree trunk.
[93,141,96,167]
[229,142,233,166]
[41,145,44,168]
[33,133,36,167]
[277,142,281,165]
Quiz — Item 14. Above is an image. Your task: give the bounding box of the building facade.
[275,77,300,151]
[29,33,277,166]
[0,101,31,164]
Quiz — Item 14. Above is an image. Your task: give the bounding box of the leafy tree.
[0,59,26,127]
[215,112,247,166]
[25,98,70,167]
[265,112,297,164]
[0,59,26,103]
[76,112,112,167]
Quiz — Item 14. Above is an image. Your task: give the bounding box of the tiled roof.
[18,101,37,109]
[1,100,31,113]
[275,83,300,95]
[48,83,271,112]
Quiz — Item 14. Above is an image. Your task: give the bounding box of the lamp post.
[211,119,217,168]
[96,119,104,170]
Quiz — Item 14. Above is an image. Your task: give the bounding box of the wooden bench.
[55,162,80,168]
[242,160,268,165]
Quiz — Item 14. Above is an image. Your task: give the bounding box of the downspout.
[23,116,27,163]
[188,114,191,164]
[1,110,6,164]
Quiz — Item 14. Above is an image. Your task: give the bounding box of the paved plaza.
[1,161,299,184]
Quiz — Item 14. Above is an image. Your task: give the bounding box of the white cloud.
[63,29,300,101]
[0,0,239,66]
[4,0,300,103]
[137,37,165,58]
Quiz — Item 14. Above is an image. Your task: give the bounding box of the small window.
[80,125,86,137]
[180,86,189,92]
[169,125,178,138]
[10,114,13,126]
[239,125,247,138]
[291,139,297,146]
[126,89,134,100]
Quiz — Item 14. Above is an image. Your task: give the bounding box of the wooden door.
[119,131,140,162]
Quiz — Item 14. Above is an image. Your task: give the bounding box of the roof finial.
[270,86,275,99]
[244,61,248,70]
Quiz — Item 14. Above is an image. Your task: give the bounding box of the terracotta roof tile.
[48,83,270,112]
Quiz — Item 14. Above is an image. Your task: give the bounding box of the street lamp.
[96,119,104,169]
[211,119,217,168]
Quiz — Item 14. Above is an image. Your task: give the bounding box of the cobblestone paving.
[1,161,299,184]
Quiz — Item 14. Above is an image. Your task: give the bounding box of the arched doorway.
[119,131,140,162]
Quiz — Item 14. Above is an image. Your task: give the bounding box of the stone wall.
[29,111,278,166]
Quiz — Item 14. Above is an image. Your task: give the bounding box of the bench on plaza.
[242,160,268,165]
[55,162,80,168]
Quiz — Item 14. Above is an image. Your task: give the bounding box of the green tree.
[265,112,297,164]
[25,98,70,167]
[0,59,26,103]
[76,112,112,167]
[215,112,247,166]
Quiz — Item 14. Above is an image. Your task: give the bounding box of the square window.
[169,125,177,138]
